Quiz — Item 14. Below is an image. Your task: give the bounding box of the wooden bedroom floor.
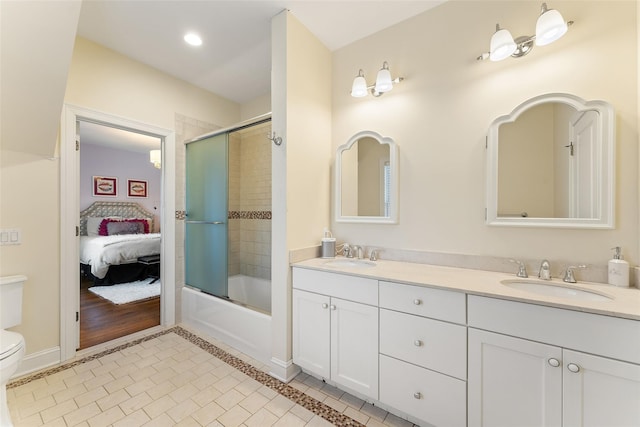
[80,278,160,350]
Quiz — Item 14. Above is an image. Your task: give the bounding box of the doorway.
[60,104,176,362]
[78,121,162,349]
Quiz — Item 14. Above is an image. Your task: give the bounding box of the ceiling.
[80,121,161,153]
[77,0,445,104]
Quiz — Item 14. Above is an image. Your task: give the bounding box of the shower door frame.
[184,113,272,304]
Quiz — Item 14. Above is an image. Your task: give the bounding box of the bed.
[80,201,161,284]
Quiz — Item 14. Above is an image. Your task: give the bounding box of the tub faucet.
[538,260,551,280]
[510,259,528,278]
[563,265,587,283]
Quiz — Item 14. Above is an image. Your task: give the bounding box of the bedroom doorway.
[60,105,176,362]
[78,122,163,349]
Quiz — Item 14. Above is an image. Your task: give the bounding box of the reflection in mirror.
[486,93,615,228]
[336,131,398,224]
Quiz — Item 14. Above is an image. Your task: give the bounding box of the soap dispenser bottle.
[608,246,630,287]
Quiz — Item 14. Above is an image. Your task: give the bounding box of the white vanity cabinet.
[468,295,640,427]
[292,268,379,400]
[378,281,467,427]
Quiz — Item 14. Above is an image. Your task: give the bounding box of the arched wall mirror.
[335,130,398,224]
[486,93,615,228]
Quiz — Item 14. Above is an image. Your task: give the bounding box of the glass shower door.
[185,133,228,297]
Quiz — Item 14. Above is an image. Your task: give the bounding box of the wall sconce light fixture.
[149,149,161,169]
[351,61,404,97]
[477,3,573,61]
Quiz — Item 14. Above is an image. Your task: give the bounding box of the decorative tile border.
[175,210,271,221]
[8,326,364,427]
[228,210,272,220]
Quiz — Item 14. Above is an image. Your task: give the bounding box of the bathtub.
[228,274,271,313]
[182,283,272,366]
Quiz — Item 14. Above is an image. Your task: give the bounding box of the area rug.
[88,278,160,304]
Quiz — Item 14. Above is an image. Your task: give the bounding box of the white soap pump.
[608,246,630,287]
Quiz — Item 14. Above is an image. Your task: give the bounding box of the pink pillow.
[99,218,149,236]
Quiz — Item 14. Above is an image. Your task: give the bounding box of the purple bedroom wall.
[80,143,162,231]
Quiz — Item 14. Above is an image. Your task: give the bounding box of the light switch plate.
[0,229,21,245]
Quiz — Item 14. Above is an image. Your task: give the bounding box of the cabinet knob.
[414,340,423,347]
[567,363,581,373]
[322,303,328,309]
[547,358,560,367]
[413,299,422,305]
[330,304,336,310]
[413,392,422,399]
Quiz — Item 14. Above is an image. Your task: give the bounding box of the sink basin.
[323,259,376,268]
[500,279,613,302]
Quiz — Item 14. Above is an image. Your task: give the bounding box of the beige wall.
[331,1,638,268]
[0,151,61,352]
[270,10,333,375]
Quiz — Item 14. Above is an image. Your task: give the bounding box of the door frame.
[60,104,176,362]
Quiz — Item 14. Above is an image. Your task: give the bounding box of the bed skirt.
[80,262,146,285]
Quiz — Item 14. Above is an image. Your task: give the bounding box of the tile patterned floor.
[7,326,416,427]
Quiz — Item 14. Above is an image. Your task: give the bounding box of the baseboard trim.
[269,356,300,383]
[14,346,61,378]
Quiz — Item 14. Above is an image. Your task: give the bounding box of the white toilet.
[0,275,26,427]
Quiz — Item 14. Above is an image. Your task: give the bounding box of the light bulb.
[350,70,368,98]
[489,24,517,61]
[535,3,568,46]
[374,62,393,93]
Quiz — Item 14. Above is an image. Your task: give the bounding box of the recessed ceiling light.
[184,33,202,46]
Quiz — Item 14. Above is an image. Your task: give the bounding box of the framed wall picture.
[93,176,117,197]
[127,179,148,198]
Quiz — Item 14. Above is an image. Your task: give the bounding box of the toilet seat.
[0,330,24,361]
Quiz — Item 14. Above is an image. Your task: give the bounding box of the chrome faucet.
[563,265,587,283]
[369,249,378,261]
[343,244,353,258]
[510,259,528,278]
[538,260,551,280]
[351,245,363,259]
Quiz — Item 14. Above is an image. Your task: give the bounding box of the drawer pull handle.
[413,299,422,305]
[567,363,580,373]
[547,358,560,367]
[330,305,336,310]
[414,340,423,347]
[322,303,328,309]
[413,392,422,399]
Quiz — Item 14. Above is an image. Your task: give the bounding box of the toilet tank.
[0,275,26,329]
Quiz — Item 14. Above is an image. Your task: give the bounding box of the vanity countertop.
[292,257,640,321]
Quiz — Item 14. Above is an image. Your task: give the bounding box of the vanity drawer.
[292,267,378,305]
[380,309,466,380]
[380,354,466,427]
[468,295,640,364]
[379,281,466,324]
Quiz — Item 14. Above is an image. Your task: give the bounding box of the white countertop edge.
[292,257,640,321]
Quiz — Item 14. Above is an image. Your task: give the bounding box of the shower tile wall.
[175,113,221,322]
[228,123,272,281]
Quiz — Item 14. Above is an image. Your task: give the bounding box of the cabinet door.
[468,328,562,427]
[331,297,379,399]
[563,349,640,427]
[292,290,330,379]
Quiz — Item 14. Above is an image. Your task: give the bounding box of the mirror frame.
[486,93,615,229]
[335,130,399,224]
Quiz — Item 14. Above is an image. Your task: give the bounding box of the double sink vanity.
[308,91,638,425]
[291,257,640,427]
